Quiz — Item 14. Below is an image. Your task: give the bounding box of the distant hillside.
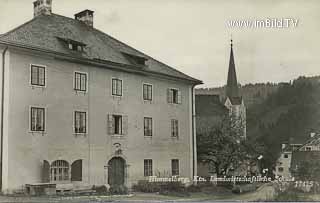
[247,75,320,168]
[196,75,320,108]
[196,83,278,108]
[196,75,320,169]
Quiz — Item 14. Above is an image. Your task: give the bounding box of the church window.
[284,154,288,158]
[278,167,284,172]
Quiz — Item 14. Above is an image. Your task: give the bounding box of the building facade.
[0,0,201,193]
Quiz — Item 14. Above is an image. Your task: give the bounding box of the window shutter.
[71,160,82,181]
[167,89,171,103]
[122,115,128,135]
[39,67,45,85]
[107,114,114,135]
[177,90,182,104]
[42,160,50,183]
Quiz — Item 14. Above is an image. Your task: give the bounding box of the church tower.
[224,39,246,139]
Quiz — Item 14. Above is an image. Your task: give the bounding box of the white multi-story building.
[0,0,201,193]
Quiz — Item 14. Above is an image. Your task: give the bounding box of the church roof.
[195,95,228,116]
[0,13,201,84]
[226,40,240,98]
[228,96,243,105]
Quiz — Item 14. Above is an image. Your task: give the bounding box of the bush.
[109,185,128,195]
[232,184,257,194]
[186,184,202,193]
[132,180,189,197]
[159,182,189,197]
[132,180,161,193]
[92,185,108,195]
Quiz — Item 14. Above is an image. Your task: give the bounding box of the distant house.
[0,0,202,194]
[274,142,302,179]
[289,133,320,178]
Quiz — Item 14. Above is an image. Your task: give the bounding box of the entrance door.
[108,157,125,187]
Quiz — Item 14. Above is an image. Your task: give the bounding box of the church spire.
[226,38,239,98]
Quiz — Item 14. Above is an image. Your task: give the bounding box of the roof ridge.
[91,27,200,82]
[50,13,199,81]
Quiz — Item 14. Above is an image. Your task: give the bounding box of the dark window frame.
[171,119,179,138]
[144,159,153,177]
[50,160,70,182]
[74,111,87,134]
[31,65,46,86]
[74,72,87,92]
[113,115,123,135]
[30,107,45,132]
[112,78,123,96]
[144,117,153,137]
[171,159,179,176]
[143,84,153,101]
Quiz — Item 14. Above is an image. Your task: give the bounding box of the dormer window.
[121,52,148,66]
[57,37,86,52]
[68,43,84,52]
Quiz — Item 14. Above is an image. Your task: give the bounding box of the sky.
[0,0,319,88]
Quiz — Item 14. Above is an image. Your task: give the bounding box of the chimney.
[75,10,94,27]
[33,0,52,17]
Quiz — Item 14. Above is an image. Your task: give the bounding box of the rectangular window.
[143,84,152,101]
[74,72,87,91]
[171,159,179,176]
[30,107,45,131]
[114,115,123,135]
[144,159,153,177]
[74,111,86,133]
[144,117,153,137]
[284,154,289,158]
[167,88,181,104]
[278,167,284,172]
[107,114,128,135]
[171,119,179,137]
[112,78,122,96]
[31,65,45,86]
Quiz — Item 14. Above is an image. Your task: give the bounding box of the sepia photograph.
[0,0,319,202]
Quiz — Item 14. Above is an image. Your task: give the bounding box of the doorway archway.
[108,157,125,187]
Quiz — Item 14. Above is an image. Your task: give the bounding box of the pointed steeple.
[226,38,239,98]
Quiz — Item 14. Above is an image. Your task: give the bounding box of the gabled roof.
[297,134,320,151]
[195,95,228,116]
[0,13,201,84]
[228,96,243,105]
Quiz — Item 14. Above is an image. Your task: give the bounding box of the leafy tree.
[197,115,262,176]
